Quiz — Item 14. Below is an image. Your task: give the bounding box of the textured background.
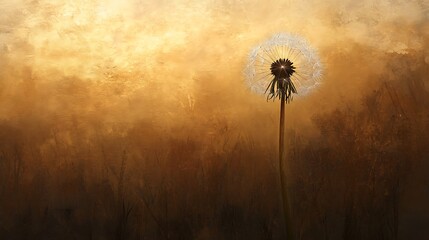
[0,0,428,239]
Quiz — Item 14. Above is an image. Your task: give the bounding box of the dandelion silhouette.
[267,58,296,102]
[245,33,323,239]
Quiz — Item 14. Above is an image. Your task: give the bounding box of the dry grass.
[0,53,428,240]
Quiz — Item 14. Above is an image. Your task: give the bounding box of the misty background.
[0,0,428,239]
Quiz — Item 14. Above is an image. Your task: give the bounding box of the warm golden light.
[0,1,427,239]
[0,0,426,131]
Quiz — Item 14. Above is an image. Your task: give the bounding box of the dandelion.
[245,33,322,100]
[245,33,323,239]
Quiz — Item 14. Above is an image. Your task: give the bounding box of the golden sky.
[0,0,428,139]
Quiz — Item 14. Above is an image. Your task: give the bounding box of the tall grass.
[0,54,428,239]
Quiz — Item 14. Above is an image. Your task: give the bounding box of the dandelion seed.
[245,33,323,102]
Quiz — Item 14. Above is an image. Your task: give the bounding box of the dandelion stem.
[279,92,294,240]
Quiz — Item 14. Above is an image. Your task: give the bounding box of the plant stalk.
[279,92,294,240]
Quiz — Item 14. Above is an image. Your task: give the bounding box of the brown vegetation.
[0,50,428,239]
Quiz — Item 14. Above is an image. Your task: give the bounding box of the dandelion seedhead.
[245,33,323,102]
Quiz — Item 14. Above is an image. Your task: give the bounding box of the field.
[1,1,428,239]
